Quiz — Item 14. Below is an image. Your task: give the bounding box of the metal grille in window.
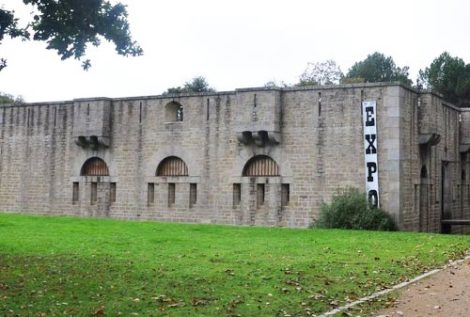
[81,157,109,176]
[243,155,279,176]
[157,156,188,176]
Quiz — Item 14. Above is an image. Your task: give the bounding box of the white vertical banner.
[362,100,380,207]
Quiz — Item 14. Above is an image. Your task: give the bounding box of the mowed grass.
[0,214,469,317]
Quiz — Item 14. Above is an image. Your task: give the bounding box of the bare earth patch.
[372,258,470,317]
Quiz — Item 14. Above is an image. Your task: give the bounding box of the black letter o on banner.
[368,190,378,208]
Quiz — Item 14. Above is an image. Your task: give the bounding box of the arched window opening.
[165,102,183,122]
[243,155,280,177]
[156,156,188,176]
[81,157,109,176]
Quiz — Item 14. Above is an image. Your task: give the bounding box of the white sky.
[1,0,469,102]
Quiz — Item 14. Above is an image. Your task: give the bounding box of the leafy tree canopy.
[264,80,289,89]
[297,60,343,86]
[163,76,215,95]
[0,0,142,70]
[0,92,23,104]
[419,52,470,107]
[344,52,412,86]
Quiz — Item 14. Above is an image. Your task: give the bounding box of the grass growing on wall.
[0,213,469,316]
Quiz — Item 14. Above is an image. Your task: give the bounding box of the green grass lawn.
[0,214,469,317]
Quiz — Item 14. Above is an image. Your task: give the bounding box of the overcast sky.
[1,0,469,102]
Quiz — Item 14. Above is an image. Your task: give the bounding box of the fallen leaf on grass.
[285,279,301,286]
[224,269,235,276]
[191,298,209,306]
[92,306,105,316]
[329,300,339,307]
[281,267,294,275]
[308,293,325,300]
[226,297,244,315]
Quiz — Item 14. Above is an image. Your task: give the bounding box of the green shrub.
[316,188,397,231]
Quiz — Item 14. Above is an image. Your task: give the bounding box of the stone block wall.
[398,92,468,232]
[0,83,468,231]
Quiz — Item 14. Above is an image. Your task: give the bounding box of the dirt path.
[371,258,470,317]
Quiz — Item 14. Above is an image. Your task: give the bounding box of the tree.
[0,92,23,104]
[344,52,412,86]
[419,52,470,107]
[297,60,343,86]
[264,80,289,89]
[163,76,215,95]
[0,0,142,71]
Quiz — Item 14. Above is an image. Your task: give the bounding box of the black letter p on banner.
[362,100,380,207]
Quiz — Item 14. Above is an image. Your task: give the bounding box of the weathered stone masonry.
[0,83,469,232]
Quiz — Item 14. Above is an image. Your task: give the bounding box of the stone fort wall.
[0,83,469,231]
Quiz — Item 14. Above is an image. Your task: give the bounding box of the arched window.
[243,155,280,176]
[81,157,109,176]
[165,102,183,122]
[156,156,188,176]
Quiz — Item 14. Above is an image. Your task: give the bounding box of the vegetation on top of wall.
[162,76,216,95]
[297,60,344,86]
[0,92,23,104]
[294,53,412,88]
[343,52,412,86]
[316,188,397,231]
[419,51,470,107]
[293,52,470,107]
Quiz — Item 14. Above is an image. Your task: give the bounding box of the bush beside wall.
[316,188,397,231]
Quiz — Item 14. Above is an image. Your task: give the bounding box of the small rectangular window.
[168,183,175,207]
[72,182,79,204]
[233,183,241,206]
[281,184,290,207]
[206,98,210,121]
[190,183,197,208]
[110,182,116,203]
[91,182,97,205]
[148,183,155,205]
[318,92,322,116]
[257,184,265,208]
